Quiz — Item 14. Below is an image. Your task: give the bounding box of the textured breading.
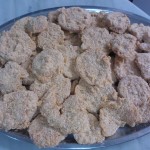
[75,79,118,113]
[128,23,149,41]
[28,115,65,148]
[81,27,111,53]
[143,31,150,43]
[138,43,150,52]
[0,61,28,94]
[30,80,51,99]
[32,49,64,83]
[60,95,88,134]
[141,100,150,123]
[90,12,99,27]
[111,33,137,59]
[118,75,150,107]
[104,12,130,33]
[2,91,38,130]
[1,7,150,148]
[110,32,119,38]
[48,8,64,23]
[26,16,48,33]
[30,74,71,103]
[0,101,4,128]
[40,90,66,132]
[138,26,150,52]
[38,23,64,49]
[57,44,80,79]
[48,11,60,23]
[99,88,150,137]
[0,29,36,64]
[0,94,3,101]
[58,7,92,32]
[41,95,88,135]
[114,56,141,79]
[11,17,33,31]
[100,106,124,137]
[137,31,150,52]
[21,55,34,71]
[90,11,106,27]
[21,53,37,86]
[76,49,112,86]
[135,53,150,80]
[99,98,140,137]
[74,113,105,144]
[110,56,118,83]
[21,50,36,77]
[111,75,150,127]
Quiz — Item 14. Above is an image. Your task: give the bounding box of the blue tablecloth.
[0,0,150,150]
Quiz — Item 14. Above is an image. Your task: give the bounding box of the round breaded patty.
[30,74,71,104]
[41,95,88,135]
[75,79,118,113]
[74,113,105,144]
[128,23,148,41]
[0,29,36,64]
[114,56,141,79]
[58,7,92,32]
[99,97,140,136]
[57,44,80,79]
[38,23,64,49]
[3,91,38,130]
[0,61,28,94]
[26,16,48,33]
[76,49,112,86]
[118,75,150,107]
[32,49,64,83]
[28,115,65,148]
[81,27,111,53]
[135,53,150,80]
[104,12,130,33]
[111,33,137,59]
[11,17,33,31]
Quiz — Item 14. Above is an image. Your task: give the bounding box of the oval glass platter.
[0,6,150,149]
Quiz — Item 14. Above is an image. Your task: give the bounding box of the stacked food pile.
[0,7,150,148]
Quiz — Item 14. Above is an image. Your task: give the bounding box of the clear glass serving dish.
[0,6,150,149]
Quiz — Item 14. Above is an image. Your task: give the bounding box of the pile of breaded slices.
[0,7,150,148]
